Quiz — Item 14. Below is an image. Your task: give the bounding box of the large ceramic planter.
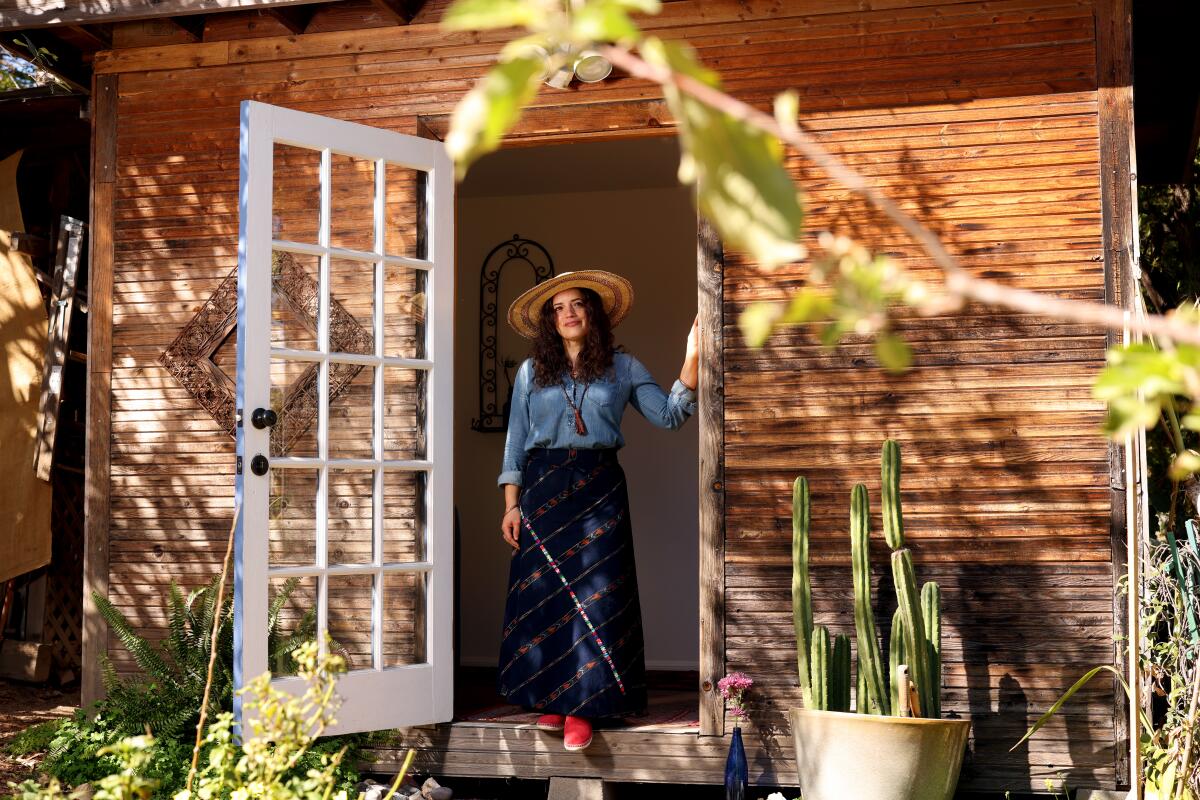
[789,708,971,800]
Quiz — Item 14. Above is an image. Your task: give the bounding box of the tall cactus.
[792,477,814,707]
[922,581,942,719]
[892,548,931,717]
[810,625,830,711]
[789,439,944,720]
[889,607,907,715]
[856,653,868,715]
[830,633,851,713]
[881,439,904,550]
[851,483,888,715]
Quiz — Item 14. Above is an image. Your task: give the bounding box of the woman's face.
[551,288,590,344]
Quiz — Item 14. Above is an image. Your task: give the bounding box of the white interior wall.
[453,179,699,672]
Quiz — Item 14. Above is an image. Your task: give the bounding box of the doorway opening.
[451,136,701,732]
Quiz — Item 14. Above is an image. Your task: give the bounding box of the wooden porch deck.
[367,722,775,785]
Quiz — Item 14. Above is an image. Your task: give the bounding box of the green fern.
[91,577,312,735]
[93,593,174,686]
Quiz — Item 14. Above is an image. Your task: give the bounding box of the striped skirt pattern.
[497,448,648,718]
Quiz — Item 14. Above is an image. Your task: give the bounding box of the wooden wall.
[91,0,1127,791]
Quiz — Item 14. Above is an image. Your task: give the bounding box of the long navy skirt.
[497,448,648,718]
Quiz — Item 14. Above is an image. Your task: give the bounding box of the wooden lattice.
[45,469,84,673]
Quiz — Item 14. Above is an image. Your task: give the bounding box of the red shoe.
[563,715,593,751]
[536,713,565,731]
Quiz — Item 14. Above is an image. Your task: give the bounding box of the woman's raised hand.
[680,315,700,391]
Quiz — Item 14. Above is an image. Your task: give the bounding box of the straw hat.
[506,270,634,340]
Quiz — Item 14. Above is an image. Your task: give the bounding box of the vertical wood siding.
[97,0,1119,790]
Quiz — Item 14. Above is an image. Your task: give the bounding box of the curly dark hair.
[531,287,616,386]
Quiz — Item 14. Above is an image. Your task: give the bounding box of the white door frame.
[234,100,454,734]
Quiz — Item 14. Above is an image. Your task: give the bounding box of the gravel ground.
[0,680,78,789]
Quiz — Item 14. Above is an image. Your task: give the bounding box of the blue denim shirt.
[497,352,698,487]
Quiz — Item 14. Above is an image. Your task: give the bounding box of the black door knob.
[250,454,269,476]
[251,407,278,429]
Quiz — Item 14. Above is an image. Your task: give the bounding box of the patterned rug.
[461,690,699,730]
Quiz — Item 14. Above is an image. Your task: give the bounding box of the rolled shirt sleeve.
[497,360,533,487]
[627,355,697,430]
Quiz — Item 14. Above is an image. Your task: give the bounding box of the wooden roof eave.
[0,0,334,32]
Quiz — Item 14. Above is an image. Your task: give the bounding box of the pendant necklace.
[561,371,590,436]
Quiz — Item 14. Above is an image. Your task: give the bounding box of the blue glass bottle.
[724,725,748,800]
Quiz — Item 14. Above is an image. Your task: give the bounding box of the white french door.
[234,100,453,734]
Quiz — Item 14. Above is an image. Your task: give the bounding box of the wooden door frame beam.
[82,72,117,710]
[696,217,725,737]
[1096,0,1138,790]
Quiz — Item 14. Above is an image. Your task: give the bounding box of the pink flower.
[718,672,753,719]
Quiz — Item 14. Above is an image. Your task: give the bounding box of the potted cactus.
[788,440,971,800]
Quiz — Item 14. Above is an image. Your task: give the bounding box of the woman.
[497,269,699,752]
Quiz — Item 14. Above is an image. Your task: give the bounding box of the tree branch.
[186,504,240,795]
[599,44,1200,347]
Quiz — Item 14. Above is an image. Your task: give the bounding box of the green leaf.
[498,32,554,61]
[1102,395,1163,439]
[1182,413,1200,431]
[819,319,850,348]
[874,332,912,373]
[441,0,548,30]
[738,301,784,348]
[642,37,805,270]
[780,289,834,324]
[609,0,660,11]
[571,2,641,43]
[1012,664,1152,751]
[1169,449,1200,480]
[445,56,543,180]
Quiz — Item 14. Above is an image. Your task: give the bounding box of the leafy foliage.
[9,642,406,800]
[28,578,380,798]
[440,0,946,371]
[0,41,65,91]
[443,0,810,271]
[440,5,1200,796]
[9,736,159,800]
[738,233,934,372]
[445,56,543,180]
[4,721,61,758]
[1093,323,1200,476]
[1,52,39,91]
[182,641,351,800]
[642,38,805,270]
[38,716,192,795]
[1141,161,1200,309]
[1017,641,1197,799]
[1019,508,1200,797]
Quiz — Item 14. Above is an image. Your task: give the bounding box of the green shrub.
[39,712,192,793]
[8,641,396,800]
[4,720,62,758]
[30,577,378,798]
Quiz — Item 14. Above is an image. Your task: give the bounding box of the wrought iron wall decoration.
[471,234,555,432]
[159,252,372,455]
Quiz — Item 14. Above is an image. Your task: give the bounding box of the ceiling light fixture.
[532,45,613,88]
[573,50,612,83]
